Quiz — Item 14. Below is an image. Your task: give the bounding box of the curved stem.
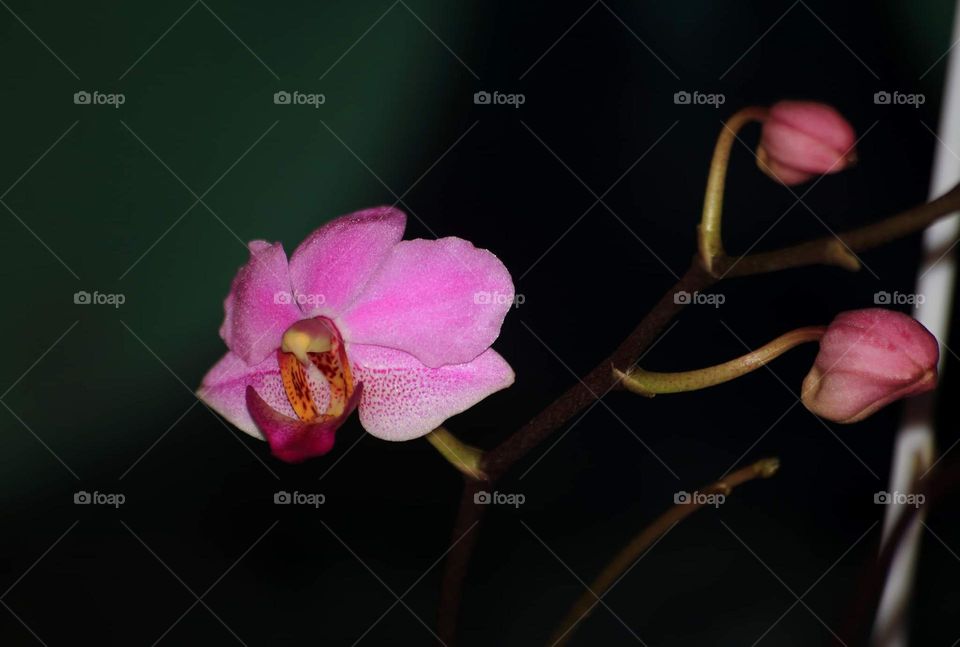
[615,326,826,397]
[426,427,488,481]
[698,107,769,274]
[550,457,780,646]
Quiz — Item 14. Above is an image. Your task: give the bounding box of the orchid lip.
[246,384,362,463]
[249,316,360,462]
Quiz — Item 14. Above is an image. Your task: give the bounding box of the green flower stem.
[717,180,960,277]
[615,326,827,397]
[426,427,487,481]
[698,106,769,274]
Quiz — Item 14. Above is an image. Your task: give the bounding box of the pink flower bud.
[757,101,857,185]
[801,309,938,423]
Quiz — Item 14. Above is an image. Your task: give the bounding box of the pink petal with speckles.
[349,343,514,441]
[198,351,330,438]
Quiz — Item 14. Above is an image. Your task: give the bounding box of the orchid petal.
[757,149,815,185]
[339,238,514,367]
[288,206,405,318]
[760,120,851,175]
[198,351,330,439]
[801,309,939,423]
[219,241,301,365]
[350,343,514,441]
[812,309,939,382]
[768,101,855,152]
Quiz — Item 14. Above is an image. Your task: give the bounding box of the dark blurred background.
[1,1,958,645]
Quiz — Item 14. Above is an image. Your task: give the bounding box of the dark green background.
[1,1,958,645]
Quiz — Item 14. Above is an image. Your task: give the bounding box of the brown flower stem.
[615,326,826,397]
[550,457,780,647]
[436,261,717,644]
[437,262,716,641]
[437,478,488,642]
[483,261,716,480]
[716,180,960,278]
[435,136,960,644]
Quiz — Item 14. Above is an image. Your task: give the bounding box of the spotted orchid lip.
[246,383,362,463]
[248,316,359,462]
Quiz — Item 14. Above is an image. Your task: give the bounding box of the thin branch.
[437,478,488,642]
[698,106,769,272]
[616,326,825,397]
[718,181,960,278]
[483,261,716,479]
[426,427,488,481]
[437,261,717,644]
[550,457,780,646]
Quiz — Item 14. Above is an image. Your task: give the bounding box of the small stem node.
[612,366,656,397]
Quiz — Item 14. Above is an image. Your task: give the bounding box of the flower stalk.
[551,457,781,646]
[698,106,768,274]
[614,326,826,397]
[717,180,960,277]
[426,427,488,481]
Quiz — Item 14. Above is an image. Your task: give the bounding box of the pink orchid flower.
[198,207,515,462]
[801,308,938,423]
[757,100,857,185]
